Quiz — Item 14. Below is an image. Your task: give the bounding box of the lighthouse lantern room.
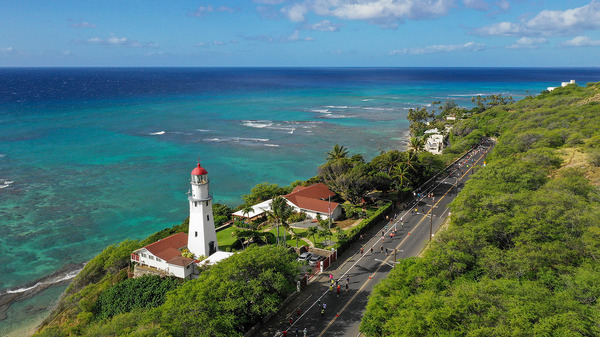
[187,162,218,258]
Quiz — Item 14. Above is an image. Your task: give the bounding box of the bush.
[94,275,179,320]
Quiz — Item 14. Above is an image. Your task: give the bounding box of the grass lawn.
[216,226,238,251]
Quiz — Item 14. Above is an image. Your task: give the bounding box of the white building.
[131,162,231,279]
[188,163,219,258]
[425,134,445,155]
[131,232,197,279]
[232,183,342,221]
[548,80,576,91]
[283,183,342,220]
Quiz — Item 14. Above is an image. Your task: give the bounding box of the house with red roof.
[282,183,342,220]
[130,232,198,279]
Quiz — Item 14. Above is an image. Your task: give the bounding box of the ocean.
[1,67,600,335]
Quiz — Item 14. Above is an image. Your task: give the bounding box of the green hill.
[360,82,600,336]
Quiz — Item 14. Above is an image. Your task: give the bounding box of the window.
[194,201,197,207]
[141,253,146,258]
[205,201,209,207]
[207,215,209,221]
[156,258,162,262]
[149,255,154,260]
[195,231,198,237]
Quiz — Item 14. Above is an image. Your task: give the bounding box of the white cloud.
[212,40,227,45]
[507,37,548,49]
[284,3,309,22]
[463,0,489,11]
[474,1,600,36]
[282,0,456,25]
[391,41,484,54]
[244,30,314,43]
[560,35,600,47]
[68,21,96,28]
[253,0,286,4]
[495,0,509,11]
[83,34,158,48]
[309,20,342,31]
[0,46,16,54]
[189,4,234,17]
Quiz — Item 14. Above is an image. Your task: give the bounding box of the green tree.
[327,144,349,161]
[267,196,294,246]
[159,245,299,336]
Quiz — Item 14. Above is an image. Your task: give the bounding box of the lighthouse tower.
[187,163,218,258]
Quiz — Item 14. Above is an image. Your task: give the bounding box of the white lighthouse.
[187,162,218,258]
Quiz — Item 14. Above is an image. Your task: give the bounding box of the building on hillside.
[231,198,272,221]
[282,183,342,220]
[425,134,445,155]
[130,232,197,279]
[233,183,342,222]
[131,162,232,279]
[548,79,576,91]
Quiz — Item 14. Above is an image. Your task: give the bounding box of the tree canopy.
[361,82,600,337]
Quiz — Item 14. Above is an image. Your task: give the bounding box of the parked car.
[308,254,325,266]
[297,252,313,262]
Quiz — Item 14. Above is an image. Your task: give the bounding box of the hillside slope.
[361,82,600,337]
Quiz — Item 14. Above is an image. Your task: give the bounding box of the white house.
[232,198,272,221]
[548,79,576,91]
[131,232,197,279]
[425,134,445,155]
[282,183,342,220]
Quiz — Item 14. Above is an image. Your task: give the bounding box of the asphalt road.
[253,139,494,337]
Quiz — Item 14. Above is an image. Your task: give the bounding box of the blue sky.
[1,0,600,67]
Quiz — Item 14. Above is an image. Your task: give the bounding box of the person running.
[370,246,373,254]
[304,328,307,337]
[321,308,324,317]
[329,284,333,293]
[360,247,364,255]
[336,284,340,297]
[385,247,389,255]
[345,281,349,292]
[380,245,383,253]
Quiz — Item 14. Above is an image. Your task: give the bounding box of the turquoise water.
[1,67,599,335]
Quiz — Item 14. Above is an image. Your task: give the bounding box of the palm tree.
[291,229,304,248]
[403,151,417,172]
[306,225,319,246]
[327,144,349,161]
[408,137,425,153]
[381,150,403,175]
[267,196,293,246]
[391,163,411,190]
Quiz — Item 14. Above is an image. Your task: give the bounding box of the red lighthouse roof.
[191,163,208,175]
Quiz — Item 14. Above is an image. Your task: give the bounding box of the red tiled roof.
[289,183,335,200]
[284,183,338,214]
[142,232,188,262]
[285,195,339,214]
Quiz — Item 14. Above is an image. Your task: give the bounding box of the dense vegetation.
[36,245,298,336]
[361,82,600,336]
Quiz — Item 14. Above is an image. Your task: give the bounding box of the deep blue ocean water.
[1,67,600,335]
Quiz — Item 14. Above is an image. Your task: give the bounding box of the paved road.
[253,139,494,337]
